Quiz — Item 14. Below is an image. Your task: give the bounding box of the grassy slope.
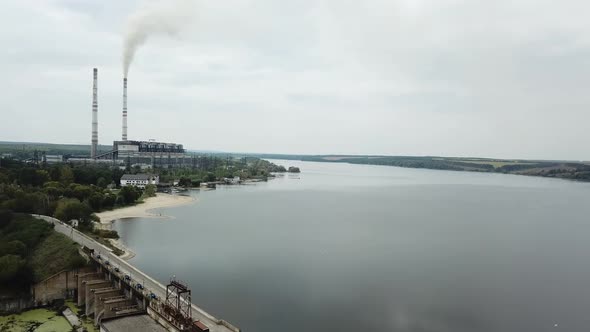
[0,215,86,287]
[29,231,86,282]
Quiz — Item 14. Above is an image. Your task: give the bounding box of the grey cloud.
[1,0,589,160]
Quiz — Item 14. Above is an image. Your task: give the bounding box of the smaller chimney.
[122,77,128,141]
[91,68,98,159]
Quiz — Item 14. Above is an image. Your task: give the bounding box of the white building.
[120,174,159,188]
[223,176,241,184]
[45,154,64,163]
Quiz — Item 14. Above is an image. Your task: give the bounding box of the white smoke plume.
[123,0,195,77]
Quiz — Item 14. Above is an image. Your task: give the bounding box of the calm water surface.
[113,160,590,332]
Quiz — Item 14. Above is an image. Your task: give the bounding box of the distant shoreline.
[259,154,590,182]
[96,193,195,224]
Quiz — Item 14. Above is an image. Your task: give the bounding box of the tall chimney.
[122,77,128,141]
[91,68,98,159]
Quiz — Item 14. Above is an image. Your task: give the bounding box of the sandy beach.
[96,193,195,224]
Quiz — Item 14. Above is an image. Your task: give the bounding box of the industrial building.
[109,140,192,168]
[44,154,64,163]
[80,68,191,168]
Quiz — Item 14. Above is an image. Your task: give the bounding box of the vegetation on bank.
[0,159,144,229]
[158,157,287,187]
[30,231,86,282]
[252,154,590,181]
[0,160,143,264]
[0,213,85,292]
[0,150,288,266]
[0,149,288,220]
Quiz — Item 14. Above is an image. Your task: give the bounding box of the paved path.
[33,215,239,332]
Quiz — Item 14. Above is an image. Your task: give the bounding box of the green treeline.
[314,156,590,180]
[252,153,590,182]
[0,156,288,225]
[158,157,287,186]
[0,141,111,160]
[0,212,85,292]
[0,160,144,230]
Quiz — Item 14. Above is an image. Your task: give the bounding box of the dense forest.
[0,159,145,231]
[0,212,85,293]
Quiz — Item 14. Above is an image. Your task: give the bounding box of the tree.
[60,165,74,185]
[0,173,9,184]
[178,177,192,187]
[17,168,49,186]
[203,172,216,182]
[144,184,156,198]
[102,192,116,209]
[10,191,49,214]
[43,182,64,200]
[71,184,93,202]
[0,254,27,283]
[88,192,104,211]
[118,186,141,205]
[54,199,93,225]
[96,177,107,188]
[0,209,13,228]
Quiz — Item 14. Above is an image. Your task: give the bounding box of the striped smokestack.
[122,77,128,141]
[91,68,98,159]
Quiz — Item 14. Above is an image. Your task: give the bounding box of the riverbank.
[258,154,590,182]
[96,193,195,224]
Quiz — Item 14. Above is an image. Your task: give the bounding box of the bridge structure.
[33,215,240,332]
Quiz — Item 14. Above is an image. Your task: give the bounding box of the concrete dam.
[33,215,239,332]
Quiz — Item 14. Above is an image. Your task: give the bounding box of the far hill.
[0,141,111,158]
[248,154,590,182]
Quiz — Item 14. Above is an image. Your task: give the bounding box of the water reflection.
[113,160,590,332]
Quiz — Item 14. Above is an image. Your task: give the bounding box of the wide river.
[113,160,590,332]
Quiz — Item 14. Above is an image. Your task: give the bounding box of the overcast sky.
[1,0,589,160]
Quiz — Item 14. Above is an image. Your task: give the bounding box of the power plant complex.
[86,68,191,168]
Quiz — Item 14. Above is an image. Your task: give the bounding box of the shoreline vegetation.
[2,140,588,181]
[0,150,288,262]
[254,154,590,182]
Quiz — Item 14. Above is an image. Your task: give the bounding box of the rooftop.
[101,315,168,332]
[121,174,156,181]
